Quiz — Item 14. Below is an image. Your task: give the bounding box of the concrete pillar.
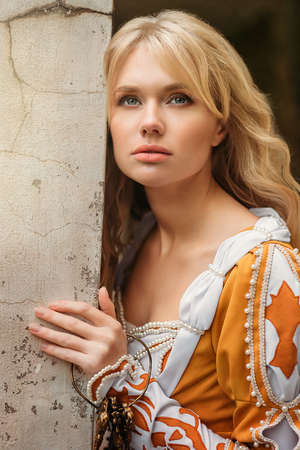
[0,1,112,448]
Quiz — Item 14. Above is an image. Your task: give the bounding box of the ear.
[212,122,227,147]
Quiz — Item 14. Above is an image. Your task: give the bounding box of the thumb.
[98,286,116,319]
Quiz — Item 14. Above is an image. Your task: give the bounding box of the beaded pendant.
[93,397,134,450]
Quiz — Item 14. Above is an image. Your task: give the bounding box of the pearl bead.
[251,391,256,397]
[244,322,250,328]
[246,363,251,369]
[256,401,261,407]
[244,308,250,314]
[250,279,256,285]
[244,337,250,343]
[254,442,259,448]
[282,405,288,413]
[246,375,251,381]
[245,292,251,299]
[245,349,250,355]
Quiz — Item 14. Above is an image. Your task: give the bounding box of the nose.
[139,101,164,137]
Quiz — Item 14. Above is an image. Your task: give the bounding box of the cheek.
[185,120,218,154]
[110,115,135,149]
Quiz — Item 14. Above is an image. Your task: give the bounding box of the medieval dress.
[88,208,300,449]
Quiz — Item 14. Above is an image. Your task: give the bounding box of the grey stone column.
[0,1,112,448]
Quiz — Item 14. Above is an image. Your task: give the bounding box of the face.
[109,45,226,189]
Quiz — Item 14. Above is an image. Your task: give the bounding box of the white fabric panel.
[180,208,291,331]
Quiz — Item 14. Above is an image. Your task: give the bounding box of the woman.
[29,10,300,449]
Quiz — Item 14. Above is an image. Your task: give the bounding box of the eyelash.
[117,93,193,106]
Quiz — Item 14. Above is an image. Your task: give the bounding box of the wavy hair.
[101,9,300,294]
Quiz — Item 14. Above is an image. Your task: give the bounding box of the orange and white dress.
[88,208,300,449]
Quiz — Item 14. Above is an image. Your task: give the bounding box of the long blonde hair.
[101,9,300,293]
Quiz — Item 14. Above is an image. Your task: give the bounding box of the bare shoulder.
[213,191,259,239]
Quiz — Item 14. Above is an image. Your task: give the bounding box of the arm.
[29,288,244,449]
[213,242,300,449]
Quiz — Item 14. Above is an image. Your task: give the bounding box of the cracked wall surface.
[0,2,112,448]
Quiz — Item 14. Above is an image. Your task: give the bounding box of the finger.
[34,306,102,339]
[47,300,114,327]
[38,340,90,371]
[29,322,89,353]
[98,286,116,319]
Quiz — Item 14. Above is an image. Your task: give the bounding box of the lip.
[132,145,172,155]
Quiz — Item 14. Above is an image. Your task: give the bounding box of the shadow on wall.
[113,0,300,180]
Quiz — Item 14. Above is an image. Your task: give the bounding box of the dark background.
[113,0,300,180]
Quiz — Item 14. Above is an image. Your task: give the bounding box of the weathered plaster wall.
[0,1,112,448]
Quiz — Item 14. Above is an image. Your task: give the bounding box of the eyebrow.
[113,83,189,95]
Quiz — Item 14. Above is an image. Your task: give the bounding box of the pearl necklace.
[113,289,202,377]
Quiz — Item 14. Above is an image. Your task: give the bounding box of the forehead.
[113,45,187,91]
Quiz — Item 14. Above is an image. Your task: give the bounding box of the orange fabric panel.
[156,408,207,449]
[161,348,171,373]
[212,251,256,403]
[170,430,184,441]
[171,328,234,437]
[151,431,166,446]
[266,280,300,378]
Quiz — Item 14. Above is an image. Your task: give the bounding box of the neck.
[144,173,224,256]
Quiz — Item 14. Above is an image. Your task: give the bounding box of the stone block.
[65,0,113,14]
[0,0,48,22]
[10,13,111,92]
[0,4,112,449]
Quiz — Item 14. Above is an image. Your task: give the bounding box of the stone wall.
[0,1,112,448]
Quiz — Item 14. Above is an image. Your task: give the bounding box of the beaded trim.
[277,245,300,282]
[244,244,266,408]
[87,354,140,404]
[114,288,203,335]
[246,242,300,447]
[285,412,300,444]
[113,288,204,377]
[258,244,300,409]
[234,442,249,450]
[293,248,300,264]
[253,226,273,241]
[224,440,231,450]
[295,408,300,422]
[251,407,278,448]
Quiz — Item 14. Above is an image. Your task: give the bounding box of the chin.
[134,177,172,188]
[119,167,171,188]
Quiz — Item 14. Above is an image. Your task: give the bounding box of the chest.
[122,247,214,326]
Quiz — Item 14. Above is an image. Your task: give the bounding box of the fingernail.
[34,307,46,316]
[99,286,107,295]
[48,302,61,309]
[29,323,40,332]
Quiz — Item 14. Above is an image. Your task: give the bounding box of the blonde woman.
[29,10,300,448]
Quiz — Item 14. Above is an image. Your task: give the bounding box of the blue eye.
[169,94,192,105]
[118,96,140,106]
